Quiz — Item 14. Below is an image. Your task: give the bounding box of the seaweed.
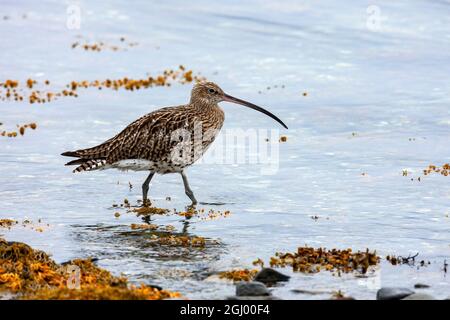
[269,247,379,275]
[133,206,169,216]
[0,219,17,229]
[0,123,37,138]
[423,163,450,177]
[0,66,205,105]
[148,234,213,248]
[0,238,180,300]
[218,269,258,282]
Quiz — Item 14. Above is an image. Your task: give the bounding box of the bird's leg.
[181,171,197,205]
[142,171,155,206]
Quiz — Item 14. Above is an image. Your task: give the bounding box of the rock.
[227,296,281,300]
[236,281,270,297]
[402,293,435,300]
[414,283,430,289]
[376,287,414,300]
[254,268,290,284]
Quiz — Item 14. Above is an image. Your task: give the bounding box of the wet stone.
[402,293,435,300]
[376,287,414,300]
[254,268,290,284]
[236,281,270,297]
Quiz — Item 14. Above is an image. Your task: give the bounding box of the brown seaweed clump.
[218,269,258,282]
[0,238,180,300]
[0,218,48,232]
[71,37,139,52]
[386,253,430,268]
[148,234,215,248]
[0,122,37,138]
[24,283,176,300]
[175,208,231,221]
[423,163,450,177]
[0,66,205,105]
[0,219,17,229]
[0,239,62,293]
[175,207,198,218]
[201,209,231,221]
[269,247,379,275]
[133,206,169,216]
[130,223,158,230]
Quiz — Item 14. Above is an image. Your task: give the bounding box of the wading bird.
[62,82,287,205]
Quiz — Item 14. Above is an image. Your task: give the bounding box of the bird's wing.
[105,105,194,164]
[62,105,196,165]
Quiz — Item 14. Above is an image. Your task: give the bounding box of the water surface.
[1,0,449,299]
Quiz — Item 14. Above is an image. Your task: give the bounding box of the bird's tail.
[68,159,107,173]
[62,150,107,173]
[61,151,81,157]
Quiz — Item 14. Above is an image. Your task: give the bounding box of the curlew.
[62,82,287,205]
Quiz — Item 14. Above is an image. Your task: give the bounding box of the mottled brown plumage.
[62,82,287,204]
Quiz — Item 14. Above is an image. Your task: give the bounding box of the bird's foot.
[142,198,152,207]
[185,202,197,211]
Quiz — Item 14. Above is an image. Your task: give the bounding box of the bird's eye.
[208,88,216,94]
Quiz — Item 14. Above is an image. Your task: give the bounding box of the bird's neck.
[189,100,219,112]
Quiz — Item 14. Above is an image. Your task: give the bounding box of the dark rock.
[376,287,414,300]
[236,281,270,297]
[254,268,290,284]
[402,293,435,300]
[148,284,163,291]
[414,283,430,289]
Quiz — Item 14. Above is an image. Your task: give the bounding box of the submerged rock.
[376,287,414,300]
[254,268,290,284]
[236,281,270,297]
[402,293,435,300]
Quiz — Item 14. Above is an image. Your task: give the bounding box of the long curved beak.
[222,93,288,129]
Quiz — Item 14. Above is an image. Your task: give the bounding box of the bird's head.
[190,81,288,129]
[190,82,225,105]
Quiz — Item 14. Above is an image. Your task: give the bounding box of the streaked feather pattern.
[62,100,224,174]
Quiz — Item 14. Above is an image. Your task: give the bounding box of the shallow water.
[1,0,449,299]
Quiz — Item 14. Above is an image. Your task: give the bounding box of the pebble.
[236,281,270,297]
[402,293,435,300]
[254,268,290,284]
[376,287,414,300]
